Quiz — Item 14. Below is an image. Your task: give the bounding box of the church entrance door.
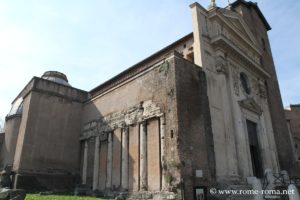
[246,120,263,178]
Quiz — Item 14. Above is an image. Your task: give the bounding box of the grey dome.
[8,97,23,116]
[41,71,71,86]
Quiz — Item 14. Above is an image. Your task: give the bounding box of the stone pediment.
[218,9,259,47]
[209,9,271,78]
[239,98,262,115]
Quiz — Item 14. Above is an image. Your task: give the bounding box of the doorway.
[246,120,263,178]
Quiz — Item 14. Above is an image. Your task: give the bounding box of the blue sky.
[0,0,299,122]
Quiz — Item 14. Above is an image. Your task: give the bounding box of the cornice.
[208,11,262,55]
[211,35,270,78]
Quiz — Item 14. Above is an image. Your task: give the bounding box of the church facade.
[0,0,298,199]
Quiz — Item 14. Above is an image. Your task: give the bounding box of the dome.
[7,97,23,116]
[41,71,71,86]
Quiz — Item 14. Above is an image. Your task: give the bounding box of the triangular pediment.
[239,98,262,115]
[218,9,259,47]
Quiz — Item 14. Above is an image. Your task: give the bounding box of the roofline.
[231,0,271,31]
[89,32,193,96]
[11,76,88,104]
[290,104,300,107]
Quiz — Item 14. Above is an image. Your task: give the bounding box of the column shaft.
[121,127,129,190]
[106,132,113,189]
[160,115,166,190]
[140,122,147,190]
[92,136,100,190]
[82,140,88,184]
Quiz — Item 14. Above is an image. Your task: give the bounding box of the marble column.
[92,136,100,190]
[106,132,113,189]
[82,140,88,184]
[121,127,129,190]
[159,115,166,190]
[140,121,147,190]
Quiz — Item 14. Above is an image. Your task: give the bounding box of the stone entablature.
[80,100,163,140]
[211,36,270,80]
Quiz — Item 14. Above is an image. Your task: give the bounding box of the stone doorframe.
[239,98,265,178]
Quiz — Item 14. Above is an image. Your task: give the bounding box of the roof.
[89,33,193,97]
[290,104,300,108]
[41,71,71,86]
[231,0,271,31]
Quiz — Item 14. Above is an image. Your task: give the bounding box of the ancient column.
[82,140,88,184]
[92,136,100,190]
[121,127,129,190]
[140,121,147,190]
[106,132,113,189]
[159,115,166,190]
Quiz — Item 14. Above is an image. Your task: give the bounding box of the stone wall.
[80,52,213,199]
[0,115,21,168]
[175,56,215,200]
[81,52,181,194]
[12,78,88,190]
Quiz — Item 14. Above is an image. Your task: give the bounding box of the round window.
[240,72,251,94]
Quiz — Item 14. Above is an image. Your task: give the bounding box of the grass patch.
[25,194,113,200]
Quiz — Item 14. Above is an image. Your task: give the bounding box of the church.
[0,0,298,199]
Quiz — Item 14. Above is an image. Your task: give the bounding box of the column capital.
[141,120,147,127]
[215,56,228,75]
[122,126,129,132]
[84,140,88,148]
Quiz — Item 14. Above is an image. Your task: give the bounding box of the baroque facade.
[0,0,298,199]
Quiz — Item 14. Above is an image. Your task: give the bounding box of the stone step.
[128,191,176,200]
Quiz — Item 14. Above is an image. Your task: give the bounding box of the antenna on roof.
[208,0,217,9]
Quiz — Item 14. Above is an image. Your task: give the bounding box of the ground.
[25,194,113,200]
